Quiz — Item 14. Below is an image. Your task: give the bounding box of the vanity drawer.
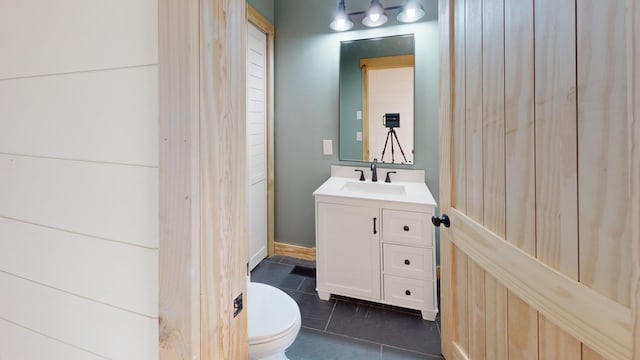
[383,244,433,279]
[383,275,433,310]
[382,209,432,247]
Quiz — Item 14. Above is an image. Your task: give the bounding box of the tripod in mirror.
[380,113,408,164]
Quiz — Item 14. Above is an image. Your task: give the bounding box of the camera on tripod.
[383,113,400,128]
[380,112,408,164]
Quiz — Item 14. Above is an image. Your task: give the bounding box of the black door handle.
[373,217,377,234]
[431,214,451,228]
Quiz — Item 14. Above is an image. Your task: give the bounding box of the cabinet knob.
[404,259,410,265]
[405,290,411,296]
[431,214,451,228]
[403,225,410,231]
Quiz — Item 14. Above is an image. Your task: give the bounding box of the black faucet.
[371,158,378,182]
[385,171,397,183]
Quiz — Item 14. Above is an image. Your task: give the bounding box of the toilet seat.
[247,282,301,345]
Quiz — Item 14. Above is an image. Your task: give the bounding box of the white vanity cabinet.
[316,203,381,301]
[313,165,438,321]
[381,209,437,320]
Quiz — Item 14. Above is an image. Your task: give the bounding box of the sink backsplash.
[330,165,425,183]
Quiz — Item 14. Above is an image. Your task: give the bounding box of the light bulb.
[397,0,425,23]
[370,13,380,22]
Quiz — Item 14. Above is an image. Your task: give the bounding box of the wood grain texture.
[453,246,469,354]
[538,315,580,360]
[452,0,466,212]
[464,0,483,223]
[504,0,535,255]
[481,0,505,238]
[449,208,632,359]
[444,0,639,358]
[438,0,454,356]
[199,0,248,358]
[274,242,316,261]
[359,55,414,69]
[534,0,578,280]
[248,5,274,34]
[507,291,538,360]
[248,5,276,258]
[468,261,486,360]
[628,0,640,357]
[0,0,157,80]
[582,345,606,360]
[484,274,507,360]
[0,67,158,166]
[158,0,201,358]
[502,3,539,358]
[577,0,630,307]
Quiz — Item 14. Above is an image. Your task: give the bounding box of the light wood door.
[438,0,640,359]
[159,0,247,358]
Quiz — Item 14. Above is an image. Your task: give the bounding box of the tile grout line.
[323,299,338,332]
[316,327,437,358]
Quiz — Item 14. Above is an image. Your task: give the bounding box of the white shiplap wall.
[0,1,159,359]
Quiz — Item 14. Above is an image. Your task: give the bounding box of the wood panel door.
[437,0,640,359]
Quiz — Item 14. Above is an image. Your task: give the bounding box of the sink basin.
[341,181,406,195]
[313,166,436,206]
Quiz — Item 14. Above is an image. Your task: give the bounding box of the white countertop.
[313,165,437,207]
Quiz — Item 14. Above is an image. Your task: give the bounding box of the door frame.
[360,54,414,161]
[247,5,276,258]
[437,0,640,358]
[159,0,248,359]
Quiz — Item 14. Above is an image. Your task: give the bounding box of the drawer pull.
[404,259,411,265]
[403,225,410,231]
[405,290,411,296]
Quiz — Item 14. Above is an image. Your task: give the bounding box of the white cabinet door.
[316,203,381,300]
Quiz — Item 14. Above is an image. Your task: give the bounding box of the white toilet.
[247,281,301,360]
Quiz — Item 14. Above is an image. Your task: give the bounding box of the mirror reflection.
[339,34,415,164]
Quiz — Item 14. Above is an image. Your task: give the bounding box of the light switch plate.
[356,111,362,120]
[356,132,362,141]
[323,139,333,155]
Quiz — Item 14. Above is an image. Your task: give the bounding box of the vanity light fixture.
[396,0,425,23]
[362,0,388,27]
[330,0,426,31]
[330,0,354,31]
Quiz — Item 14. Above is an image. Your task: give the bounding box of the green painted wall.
[274,0,440,261]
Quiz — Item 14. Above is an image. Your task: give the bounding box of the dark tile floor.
[250,255,443,360]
